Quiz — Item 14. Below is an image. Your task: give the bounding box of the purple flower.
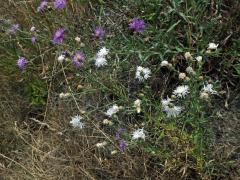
[9,24,19,35]
[37,1,48,12]
[17,57,27,70]
[72,51,85,68]
[53,28,65,44]
[115,128,125,140]
[54,0,66,9]
[94,26,105,38]
[31,37,37,44]
[119,140,127,152]
[129,17,145,32]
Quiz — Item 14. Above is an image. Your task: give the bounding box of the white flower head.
[135,66,151,81]
[106,104,119,117]
[163,105,182,117]
[132,128,145,140]
[70,115,84,129]
[173,85,189,98]
[57,55,65,63]
[202,83,217,94]
[208,43,218,50]
[134,99,141,113]
[97,47,109,57]
[195,56,202,62]
[161,60,169,67]
[95,56,107,67]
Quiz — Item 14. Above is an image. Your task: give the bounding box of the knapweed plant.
[0,0,239,179]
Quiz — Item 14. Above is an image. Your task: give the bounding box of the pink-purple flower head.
[9,24,19,35]
[72,51,85,68]
[94,26,105,38]
[54,0,66,10]
[17,57,27,70]
[31,37,37,44]
[119,139,127,152]
[37,0,48,12]
[53,28,65,44]
[115,128,125,140]
[129,17,145,33]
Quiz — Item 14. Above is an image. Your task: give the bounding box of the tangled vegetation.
[0,0,239,179]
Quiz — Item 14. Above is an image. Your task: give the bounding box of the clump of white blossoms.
[106,104,120,117]
[202,83,217,94]
[95,47,109,67]
[70,115,84,129]
[134,99,141,113]
[132,128,145,140]
[173,85,189,98]
[208,43,218,50]
[161,98,182,117]
[135,66,151,81]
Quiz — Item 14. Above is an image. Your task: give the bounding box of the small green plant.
[25,78,47,106]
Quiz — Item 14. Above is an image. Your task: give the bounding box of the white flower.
[161,60,169,67]
[97,47,109,57]
[134,99,141,113]
[96,141,108,148]
[57,55,65,63]
[95,47,109,67]
[70,115,84,129]
[106,104,119,117]
[208,43,218,50]
[161,97,172,107]
[173,85,189,98]
[161,98,182,117]
[135,66,151,81]
[95,56,107,67]
[75,36,81,42]
[132,128,145,140]
[195,56,202,62]
[202,83,217,94]
[163,105,182,117]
